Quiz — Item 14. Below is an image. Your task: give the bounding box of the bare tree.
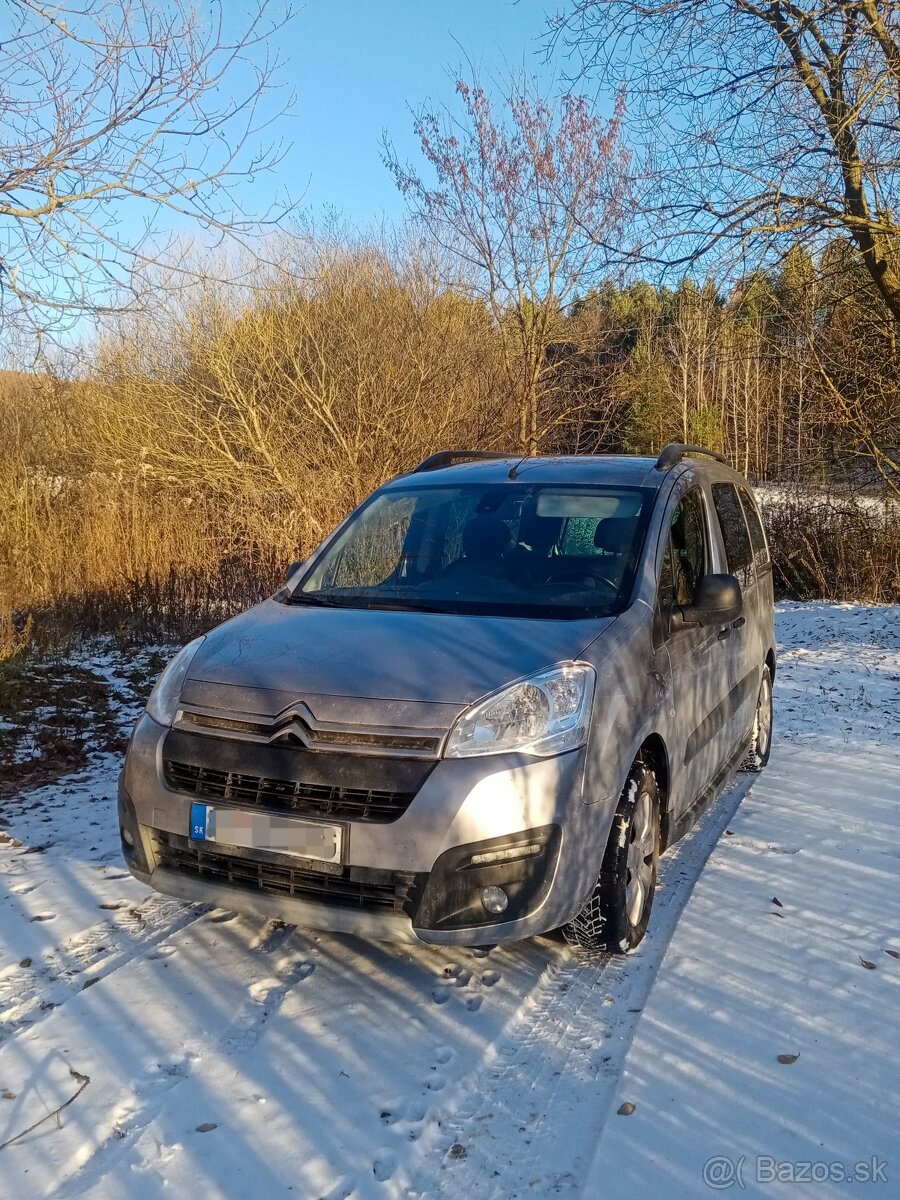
[384,72,631,452]
[0,0,293,347]
[551,1,900,320]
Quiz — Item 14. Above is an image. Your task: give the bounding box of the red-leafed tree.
[385,74,631,452]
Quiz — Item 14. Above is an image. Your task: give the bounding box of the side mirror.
[675,573,742,629]
[286,560,304,584]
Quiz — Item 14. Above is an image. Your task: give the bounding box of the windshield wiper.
[290,593,454,614]
[286,593,357,608]
[356,599,454,614]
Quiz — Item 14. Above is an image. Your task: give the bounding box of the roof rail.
[655,443,729,471]
[412,450,512,473]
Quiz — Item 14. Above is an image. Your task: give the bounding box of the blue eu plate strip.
[190,803,209,841]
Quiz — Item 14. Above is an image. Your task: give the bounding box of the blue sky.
[3,1,567,355]
[259,0,558,225]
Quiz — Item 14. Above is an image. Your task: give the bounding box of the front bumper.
[120,713,615,945]
[142,863,425,943]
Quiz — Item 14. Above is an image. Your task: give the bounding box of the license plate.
[189,803,342,864]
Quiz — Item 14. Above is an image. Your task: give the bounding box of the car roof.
[387,454,667,490]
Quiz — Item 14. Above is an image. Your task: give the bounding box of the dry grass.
[0,612,32,662]
[1,245,515,644]
[2,242,898,646]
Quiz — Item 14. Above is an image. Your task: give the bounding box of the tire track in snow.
[39,917,318,1199]
[403,772,754,1200]
[0,897,203,1049]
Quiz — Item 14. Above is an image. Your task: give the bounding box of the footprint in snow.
[30,912,56,923]
[274,958,315,987]
[465,995,483,1012]
[372,1151,397,1181]
[443,963,472,986]
[434,1045,454,1064]
[481,970,500,987]
[157,1061,187,1079]
[321,1177,355,1200]
[380,1096,427,1128]
[154,1141,182,1164]
[148,945,176,960]
[431,985,451,1005]
[426,1073,447,1092]
[252,920,294,953]
[249,978,281,1004]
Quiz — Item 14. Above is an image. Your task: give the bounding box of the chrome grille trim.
[174,701,445,759]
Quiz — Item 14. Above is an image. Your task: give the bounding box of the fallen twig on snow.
[0,1069,91,1152]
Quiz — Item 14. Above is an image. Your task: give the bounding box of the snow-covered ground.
[0,603,897,1199]
[754,482,899,523]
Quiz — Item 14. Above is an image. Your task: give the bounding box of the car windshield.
[290,483,653,619]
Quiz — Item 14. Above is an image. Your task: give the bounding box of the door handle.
[716,627,730,641]
[732,616,746,629]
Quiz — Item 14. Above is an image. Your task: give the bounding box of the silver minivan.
[119,445,775,953]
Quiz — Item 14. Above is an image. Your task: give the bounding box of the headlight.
[444,662,595,759]
[145,636,205,726]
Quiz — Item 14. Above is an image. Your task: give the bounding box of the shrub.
[761,489,900,604]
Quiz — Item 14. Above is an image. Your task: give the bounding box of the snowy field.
[0,603,898,1199]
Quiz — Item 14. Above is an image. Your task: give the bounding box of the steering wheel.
[544,567,619,593]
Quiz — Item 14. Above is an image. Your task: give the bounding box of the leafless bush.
[762,489,900,604]
[0,238,516,641]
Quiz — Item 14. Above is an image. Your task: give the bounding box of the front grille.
[164,760,414,823]
[176,707,444,758]
[152,831,422,913]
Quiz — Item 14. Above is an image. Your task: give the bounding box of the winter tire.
[741,664,773,772]
[562,756,660,954]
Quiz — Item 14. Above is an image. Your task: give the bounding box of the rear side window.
[712,483,752,582]
[738,488,769,565]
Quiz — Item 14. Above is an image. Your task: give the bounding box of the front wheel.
[741,664,773,772]
[562,757,660,954]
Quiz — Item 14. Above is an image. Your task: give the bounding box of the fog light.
[481,886,509,915]
[121,826,135,848]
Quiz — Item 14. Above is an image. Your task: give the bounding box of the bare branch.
[551,0,900,316]
[385,71,632,450]
[0,0,296,348]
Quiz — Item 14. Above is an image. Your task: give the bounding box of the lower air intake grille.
[164,760,415,823]
[152,831,422,914]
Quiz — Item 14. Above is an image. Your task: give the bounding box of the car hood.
[186,598,615,706]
